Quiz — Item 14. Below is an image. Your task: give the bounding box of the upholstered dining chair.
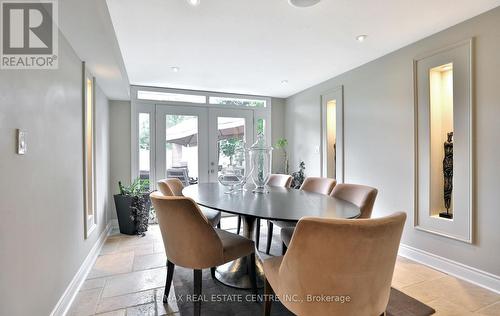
[263,212,406,316]
[150,192,257,316]
[157,178,222,228]
[281,183,378,254]
[248,174,293,250]
[265,177,336,255]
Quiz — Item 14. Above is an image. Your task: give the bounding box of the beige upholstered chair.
[150,192,257,316]
[299,176,337,195]
[157,178,221,228]
[266,177,336,255]
[251,174,293,250]
[281,183,378,253]
[263,212,406,316]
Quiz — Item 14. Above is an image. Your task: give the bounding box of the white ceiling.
[106,0,500,98]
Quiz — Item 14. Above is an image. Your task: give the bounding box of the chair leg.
[248,253,258,296]
[193,269,202,316]
[237,216,241,235]
[264,276,274,316]
[210,267,216,279]
[266,221,273,255]
[217,222,221,229]
[281,242,287,255]
[163,260,175,303]
[255,218,261,250]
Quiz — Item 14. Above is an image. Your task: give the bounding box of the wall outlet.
[16,129,26,155]
[314,146,320,154]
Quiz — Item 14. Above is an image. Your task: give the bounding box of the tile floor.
[68,217,500,316]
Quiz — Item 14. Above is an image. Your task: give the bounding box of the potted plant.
[113,178,151,236]
[275,137,289,174]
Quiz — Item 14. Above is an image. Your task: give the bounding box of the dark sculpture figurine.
[440,132,453,219]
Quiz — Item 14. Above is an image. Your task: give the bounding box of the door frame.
[320,85,345,183]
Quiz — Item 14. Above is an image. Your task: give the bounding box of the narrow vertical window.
[138,113,151,181]
[83,63,96,238]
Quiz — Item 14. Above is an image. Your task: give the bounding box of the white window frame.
[130,85,272,188]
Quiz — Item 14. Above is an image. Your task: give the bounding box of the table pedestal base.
[215,215,265,289]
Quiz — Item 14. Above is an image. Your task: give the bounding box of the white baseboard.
[109,218,119,229]
[399,243,500,294]
[50,222,113,316]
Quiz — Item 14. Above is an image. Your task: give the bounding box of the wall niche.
[414,39,473,243]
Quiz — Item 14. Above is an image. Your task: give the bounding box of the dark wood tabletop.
[182,183,361,222]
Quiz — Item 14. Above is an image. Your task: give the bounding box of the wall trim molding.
[50,222,113,316]
[399,243,500,294]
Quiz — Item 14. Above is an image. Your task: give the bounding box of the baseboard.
[110,218,119,229]
[399,243,500,294]
[50,222,113,316]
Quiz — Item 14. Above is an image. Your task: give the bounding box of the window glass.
[138,113,151,180]
[137,90,206,103]
[209,96,266,107]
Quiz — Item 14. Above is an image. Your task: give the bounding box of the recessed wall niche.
[414,39,473,243]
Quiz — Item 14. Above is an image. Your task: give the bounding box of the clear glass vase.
[249,133,273,193]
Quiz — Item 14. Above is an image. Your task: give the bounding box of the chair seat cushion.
[200,206,221,227]
[215,229,254,263]
[280,227,295,247]
[271,220,297,228]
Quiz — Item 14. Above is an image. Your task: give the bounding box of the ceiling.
[105,0,500,98]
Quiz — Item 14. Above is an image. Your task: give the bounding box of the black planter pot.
[113,194,152,235]
[114,194,136,235]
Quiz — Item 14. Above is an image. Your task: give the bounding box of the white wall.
[0,32,110,315]
[285,7,500,276]
[109,100,132,220]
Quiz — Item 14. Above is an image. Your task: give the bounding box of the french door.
[155,105,254,185]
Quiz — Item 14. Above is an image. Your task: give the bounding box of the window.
[209,96,266,107]
[138,113,151,181]
[83,63,96,238]
[137,90,206,103]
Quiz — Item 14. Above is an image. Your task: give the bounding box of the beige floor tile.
[126,303,156,316]
[95,309,126,316]
[96,289,155,314]
[427,298,476,316]
[476,300,500,315]
[117,243,155,256]
[101,267,167,298]
[153,241,166,254]
[67,288,102,316]
[88,251,134,279]
[81,277,107,291]
[156,286,180,315]
[99,238,121,255]
[134,252,167,271]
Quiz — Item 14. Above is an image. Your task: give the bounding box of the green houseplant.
[113,178,151,236]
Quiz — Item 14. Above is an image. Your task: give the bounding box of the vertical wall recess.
[414,39,473,243]
[321,86,344,183]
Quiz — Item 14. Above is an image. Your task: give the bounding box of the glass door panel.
[209,109,254,183]
[156,105,208,186]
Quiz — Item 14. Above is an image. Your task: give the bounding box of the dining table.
[182,182,361,289]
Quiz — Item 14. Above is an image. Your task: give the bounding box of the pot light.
[288,0,320,8]
[171,66,180,72]
[187,0,200,6]
[356,35,368,42]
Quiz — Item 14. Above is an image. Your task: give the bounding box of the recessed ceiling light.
[171,66,180,72]
[187,0,200,6]
[281,80,288,85]
[356,35,368,42]
[288,0,321,8]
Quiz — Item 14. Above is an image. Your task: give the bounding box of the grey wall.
[271,98,286,173]
[285,7,500,276]
[109,100,132,220]
[0,33,110,315]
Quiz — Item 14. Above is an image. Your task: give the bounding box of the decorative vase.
[249,133,273,193]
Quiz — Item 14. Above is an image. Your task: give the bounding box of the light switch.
[17,129,26,155]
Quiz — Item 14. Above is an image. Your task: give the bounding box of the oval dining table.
[182,182,361,289]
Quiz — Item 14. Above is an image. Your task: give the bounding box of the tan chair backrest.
[157,178,184,196]
[267,174,293,188]
[279,212,406,316]
[150,192,223,269]
[299,177,336,195]
[330,183,378,218]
